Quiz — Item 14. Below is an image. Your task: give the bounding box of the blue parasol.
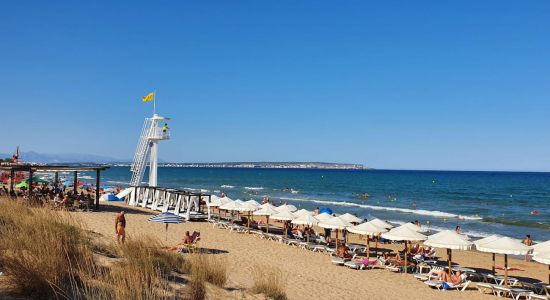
[148,212,185,241]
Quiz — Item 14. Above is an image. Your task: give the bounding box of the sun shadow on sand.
[96,204,157,216]
[189,248,229,255]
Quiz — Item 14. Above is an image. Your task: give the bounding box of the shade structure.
[148,212,185,241]
[369,218,394,229]
[271,210,296,221]
[276,204,297,212]
[474,234,502,274]
[532,252,550,284]
[315,213,333,222]
[245,199,261,209]
[424,230,474,276]
[253,206,279,234]
[259,202,277,209]
[219,199,244,211]
[477,236,532,286]
[208,196,232,207]
[291,214,319,226]
[347,221,387,255]
[381,225,428,241]
[381,225,427,274]
[339,213,362,224]
[401,222,428,233]
[318,216,353,249]
[532,240,550,255]
[294,209,314,217]
[347,222,387,235]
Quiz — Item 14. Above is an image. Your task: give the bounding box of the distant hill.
[0,151,129,164]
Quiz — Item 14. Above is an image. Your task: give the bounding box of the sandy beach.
[70,202,548,300]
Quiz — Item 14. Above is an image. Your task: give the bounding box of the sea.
[59,167,550,241]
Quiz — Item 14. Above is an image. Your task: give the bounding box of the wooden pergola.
[0,164,110,210]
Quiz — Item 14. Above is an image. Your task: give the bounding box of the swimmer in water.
[412,201,417,209]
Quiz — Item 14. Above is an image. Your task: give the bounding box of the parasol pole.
[247,211,251,233]
[447,249,452,276]
[404,240,408,274]
[266,216,270,234]
[492,253,496,274]
[165,223,168,241]
[504,254,509,287]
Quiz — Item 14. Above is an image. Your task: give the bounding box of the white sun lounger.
[425,280,471,291]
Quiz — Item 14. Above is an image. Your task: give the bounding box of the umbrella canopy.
[219,199,243,211]
[347,222,387,235]
[253,206,279,216]
[271,210,296,221]
[401,222,428,233]
[315,213,333,222]
[245,199,260,208]
[474,235,502,247]
[476,237,532,256]
[532,240,550,255]
[318,216,352,229]
[259,202,277,209]
[339,213,362,224]
[148,212,185,241]
[149,212,186,224]
[276,204,297,212]
[381,225,427,241]
[425,230,473,250]
[291,214,319,226]
[369,218,394,229]
[533,251,550,265]
[294,209,314,217]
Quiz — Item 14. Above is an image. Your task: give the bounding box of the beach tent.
[369,218,394,229]
[253,206,280,233]
[424,230,473,276]
[339,213,362,224]
[381,225,428,273]
[347,221,388,254]
[276,204,298,212]
[476,237,532,286]
[294,209,314,217]
[148,212,185,241]
[292,214,320,243]
[271,210,297,237]
[532,240,550,255]
[319,216,353,248]
[474,235,503,273]
[532,252,550,284]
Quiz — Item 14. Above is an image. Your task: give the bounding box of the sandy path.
[73,203,547,300]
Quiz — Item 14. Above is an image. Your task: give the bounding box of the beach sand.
[72,202,548,300]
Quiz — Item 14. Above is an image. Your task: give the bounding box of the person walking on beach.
[115,211,126,243]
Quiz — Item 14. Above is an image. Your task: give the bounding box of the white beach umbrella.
[294,208,314,217]
[318,216,353,249]
[401,222,428,233]
[253,206,279,234]
[381,225,427,274]
[259,202,277,209]
[476,237,532,286]
[532,252,550,284]
[532,240,550,255]
[474,234,503,273]
[315,213,333,222]
[271,210,296,221]
[347,221,388,254]
[271,210,296,237]
[245,199,260,208]
[424,230,474,275]
[339,213,362,224]
[370,218,394,229]
[276,204,297,212]
[207,196,232,207]
[219,199,242,211]
[291,214,319,226]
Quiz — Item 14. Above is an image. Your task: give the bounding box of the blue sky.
[1,1,549,171]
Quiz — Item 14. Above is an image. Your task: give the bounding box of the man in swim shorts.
[115,210,126,243]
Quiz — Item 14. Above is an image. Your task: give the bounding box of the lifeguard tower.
[129,113,170,187]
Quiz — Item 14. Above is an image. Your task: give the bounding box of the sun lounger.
[425,279,471,291]
[477,282,497,294]
[344,259,378,270]
[528,293,549,300]
[414,266,444,281]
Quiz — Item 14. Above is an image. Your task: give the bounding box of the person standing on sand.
[523,234,533,261]
[115,211,126,243]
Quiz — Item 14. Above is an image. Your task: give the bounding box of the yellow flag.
[142,92,155,102]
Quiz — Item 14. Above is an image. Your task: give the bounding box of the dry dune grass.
[250,265,287,300]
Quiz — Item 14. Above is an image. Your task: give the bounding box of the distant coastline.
[110,162,367,170]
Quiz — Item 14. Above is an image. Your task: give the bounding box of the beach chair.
[344,258,378,270]
[414,265,444,281]
[330,253,354,265]
[476,282,496,295]
[528,293,549,300]
[425,279,471,291]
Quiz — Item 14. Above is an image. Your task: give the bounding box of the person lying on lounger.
[434,270,463,286]
[166,231,198,251]
[336,244,353,259]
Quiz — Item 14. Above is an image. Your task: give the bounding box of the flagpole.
[153,90,157,115]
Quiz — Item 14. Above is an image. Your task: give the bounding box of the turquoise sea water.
[77,167,550,241]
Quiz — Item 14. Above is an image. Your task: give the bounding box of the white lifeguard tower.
[129,113,170,187]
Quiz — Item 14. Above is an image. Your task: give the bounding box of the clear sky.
[1,1,549,171]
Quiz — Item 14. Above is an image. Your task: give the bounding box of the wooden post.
[28,169,34,196]
[54,172,59,185]
[504,254,508,287]
[404,240,408,274]
[9,169,15,192]
[492,253,496,274]
[95,169,100,210]
[448,249,452,276]
[73,171,78,194]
